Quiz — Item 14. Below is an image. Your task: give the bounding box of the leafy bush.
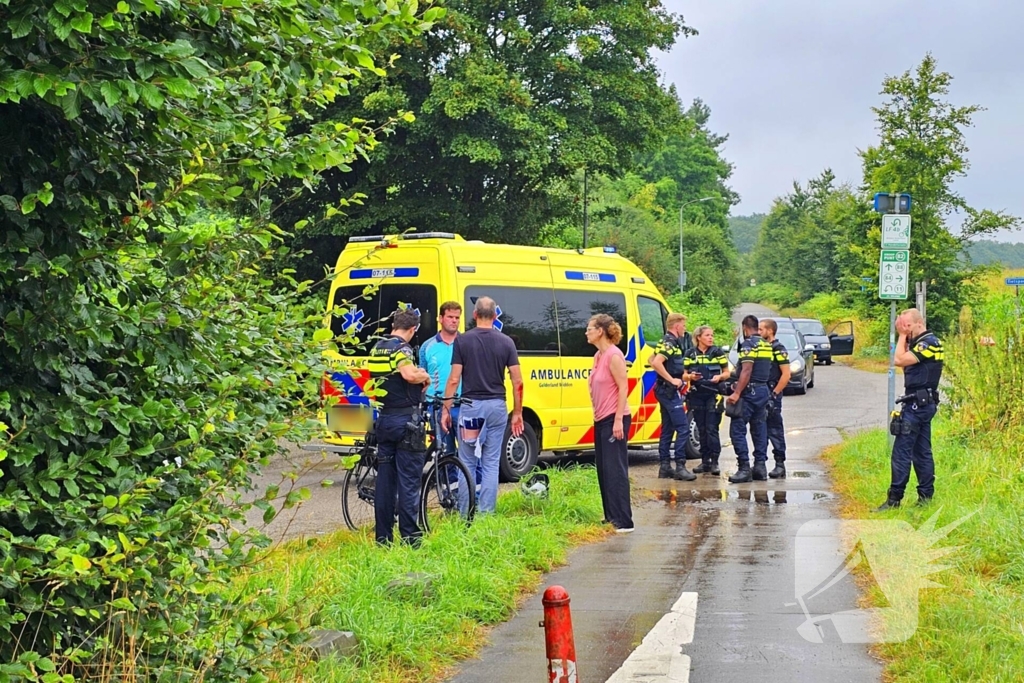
[0,0,433,678]
[666,293,734,340]
[946,301,1024,433]
[741,283,802,309]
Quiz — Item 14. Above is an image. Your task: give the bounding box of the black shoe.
[728,467,752,484]
[692,461,709,474]
[874,498,901,511]
[915,496,933,507]
[673,461,697,481]
[658,462,674,479]
[709,460,721,476]
[751,462,768,481]
[768,462,786,479]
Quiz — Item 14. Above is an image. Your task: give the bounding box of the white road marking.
[605,592,697,683]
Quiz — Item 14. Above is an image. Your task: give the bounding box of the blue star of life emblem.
[493,304,504,331]
[342,308,365,333]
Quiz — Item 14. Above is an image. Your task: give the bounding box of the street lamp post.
[678,196,716,290]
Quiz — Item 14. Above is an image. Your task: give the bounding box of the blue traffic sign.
[1006,277,1024,286]
[873,192,912,213]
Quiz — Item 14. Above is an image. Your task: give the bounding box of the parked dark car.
[791,318,855,365]
[727,328,814,395]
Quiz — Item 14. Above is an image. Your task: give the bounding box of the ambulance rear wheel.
[499,422,539,483]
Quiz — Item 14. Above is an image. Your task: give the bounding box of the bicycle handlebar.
[424,395,473,408]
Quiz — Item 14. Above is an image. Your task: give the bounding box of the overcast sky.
[657,0,1024,242]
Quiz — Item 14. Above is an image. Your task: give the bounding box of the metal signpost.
[873,194,912,446]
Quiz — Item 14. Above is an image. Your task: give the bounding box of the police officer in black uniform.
[649,312,697,481]
[726,315,773,483]
[367,308,431,545]
[684,325,731,475]
[759,318,791,479]
[876,308,944,510]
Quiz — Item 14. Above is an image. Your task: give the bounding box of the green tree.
[282,0,689,275]
[751,169,852,300]
[851,54,1020,331]
[728,213,765,254]
[966,240,1024,268]
[0,0,430,676]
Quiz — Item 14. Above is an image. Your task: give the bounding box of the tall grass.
[234,467,606,683]
[823,423,1024,682]
[823,273,1024,681]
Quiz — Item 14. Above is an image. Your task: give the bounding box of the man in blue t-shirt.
[419,301,464,455]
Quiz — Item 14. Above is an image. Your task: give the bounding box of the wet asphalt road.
[444,304,889,682]
[248,304,891,682]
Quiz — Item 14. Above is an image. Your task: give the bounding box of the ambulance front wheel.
[499,422,539,483]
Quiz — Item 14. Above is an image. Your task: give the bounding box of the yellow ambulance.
[321,232,696,481]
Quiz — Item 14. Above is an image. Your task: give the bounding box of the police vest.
[904,331,944,392]
[738,334,773,385]
[767,339,790,387]
[654,333,687,380]
[684,345,729,393]
[367,335,421,410]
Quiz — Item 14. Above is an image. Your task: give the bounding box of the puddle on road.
[787,470,819,479]
[653,489,834,505]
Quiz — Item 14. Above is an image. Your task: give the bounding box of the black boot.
[728,463,752,483]
[751,462,768,481]
[673,460,697,481]
[692,459,709,474]
[658,462,674,479]
[768,460,786,479]
[874,497,901,511]
[709,457,721,476]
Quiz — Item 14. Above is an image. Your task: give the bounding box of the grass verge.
[822,417,1024,681]
[235,467,606,682]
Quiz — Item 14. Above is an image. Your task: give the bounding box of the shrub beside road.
[235,468,605,683]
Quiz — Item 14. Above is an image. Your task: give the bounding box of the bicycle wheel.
[342,455,377,531]
[419,455,476,533]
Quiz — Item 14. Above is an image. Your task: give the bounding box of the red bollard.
[540,585,579,683]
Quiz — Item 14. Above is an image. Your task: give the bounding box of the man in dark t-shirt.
[442,296,524,513]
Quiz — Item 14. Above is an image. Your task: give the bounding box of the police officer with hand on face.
[759,318,791,479]
[650,313,697,481]
[875,308,944,510]
[367,308,431,546]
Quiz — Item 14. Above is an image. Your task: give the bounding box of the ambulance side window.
[555,290,627,357]
[637,296,667,346]
[330,283,438,351]
[464,286,559,354]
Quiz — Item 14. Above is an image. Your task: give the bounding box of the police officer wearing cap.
[876,308,944,510]
[726,315,773,483]
[684,325,730,476]
[649,313,697,481]
[367,307,431,546]
[759,318,791,479]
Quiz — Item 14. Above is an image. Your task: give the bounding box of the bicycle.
[341,396,477,534]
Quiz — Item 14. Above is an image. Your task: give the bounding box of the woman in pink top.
[586,314,634,533]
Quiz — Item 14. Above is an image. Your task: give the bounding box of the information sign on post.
[881,214,911,249]
[879,249,909,300]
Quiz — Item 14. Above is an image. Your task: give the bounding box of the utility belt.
[889,388,939,436]
[654,377,684,397]
[379,405,419,416]
[377,404,426,452]
[902,387,940,407]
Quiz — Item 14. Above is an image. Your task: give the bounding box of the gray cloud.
[657,0,1024,241]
